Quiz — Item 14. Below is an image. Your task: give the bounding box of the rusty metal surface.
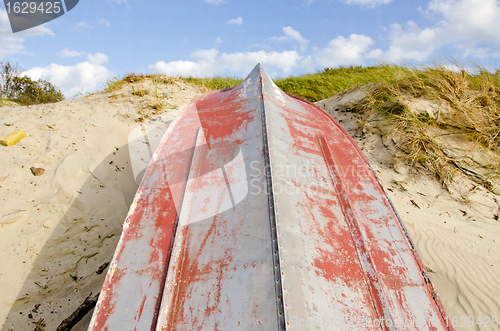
[88,64,452,330]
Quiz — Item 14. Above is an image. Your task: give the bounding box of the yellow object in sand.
[1,129,27,146]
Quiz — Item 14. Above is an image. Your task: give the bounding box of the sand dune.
[0,79,202,331]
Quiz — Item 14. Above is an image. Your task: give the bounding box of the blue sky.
[1,0,500,97]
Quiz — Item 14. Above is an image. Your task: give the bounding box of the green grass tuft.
[275,65,394,102]
[181,76,244,93]
[179,66,395,102]
[178,63,500,192]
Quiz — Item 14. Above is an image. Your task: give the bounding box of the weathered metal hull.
[88,64,452,330]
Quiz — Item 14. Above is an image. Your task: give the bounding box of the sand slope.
[0,79,202,331]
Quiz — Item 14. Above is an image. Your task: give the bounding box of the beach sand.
[0,78,202,330]
[1,81,499,330]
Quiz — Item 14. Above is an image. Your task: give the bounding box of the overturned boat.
[89,64,452,330]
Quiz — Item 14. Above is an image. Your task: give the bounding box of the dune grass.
[104,65,500,190]
[0,98,20,107]
[179,66,392,101]
[179,64,500,191]
[360,64,500,191]
[181,77,244,93]
[275,66,394,102]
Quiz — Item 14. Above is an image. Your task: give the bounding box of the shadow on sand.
[2,143,139,331]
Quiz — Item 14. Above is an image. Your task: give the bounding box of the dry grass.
[103,65,500,191]
[123,73,183,85]
[0,98,19,107]
[104,76,124,93]
[364,64,500,191]
[103,73,186,122]
[181,76,243,93]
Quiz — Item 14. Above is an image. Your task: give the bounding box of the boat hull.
[88,64,452,330]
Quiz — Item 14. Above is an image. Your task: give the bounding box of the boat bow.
[89,64,452,331]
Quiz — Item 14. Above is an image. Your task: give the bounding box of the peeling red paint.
[89,64,453,331]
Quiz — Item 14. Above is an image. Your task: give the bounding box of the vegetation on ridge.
[363,65,500,192]
[181,64,500,193]
[78,64,500,193]
[0,62,64,106]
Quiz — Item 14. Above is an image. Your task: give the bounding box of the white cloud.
[341,0,393,7]
[283,26,309,52]
[149,49,301,77]
[383,21,437,62]
[108,0,129,5]
[427,0,500,44]
[58,48,83,58]
[462,47,489,59]
[215,36,223,44]
[203,0,225,4]
[283,27,307,45]
[278,26,309,52]
[227,17,243,25]
[0,9,54,58]
[75,21,93,31]
[309,34,374,68]
[149,33,381,77]
[87,53,109,65]
[99,19,111,27]
[380,0,500,62]
[0,10,25,57]
[23,53,113,97]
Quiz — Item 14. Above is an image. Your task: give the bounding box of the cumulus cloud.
[227,17,243,25]
[283,27,307,45]
[284,26,309,52]
[383,21,437,62]
[23,53,113,97]
[148,32,381,77]
[270,27,309,52]
[87,53,109,65]
[428,0,500,44]
[99,19,111,27]
[341,0,393,7]
[0,10,25,57]
[75,21,93,31]
[149,49,301,77]
[58,48,83,58]
[381,0,500,62]
[0,9,54,58]
[309,34,374,68]
[75,19,109,31]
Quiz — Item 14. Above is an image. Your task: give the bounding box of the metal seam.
[150,127,203,330]
[221,166,236,207]
[258,65,286,330]
[309,94,451,329]
[317,135,396,331]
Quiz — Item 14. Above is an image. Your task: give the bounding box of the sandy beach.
[0,78,203,330]
[1,79,499,330]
